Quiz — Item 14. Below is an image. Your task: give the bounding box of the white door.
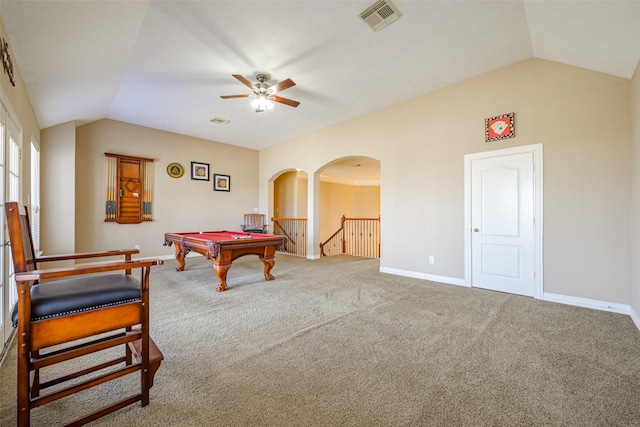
[469,149,538,297]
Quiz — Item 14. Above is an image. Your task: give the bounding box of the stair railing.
[320,215,380,258]
[271,217,307,257]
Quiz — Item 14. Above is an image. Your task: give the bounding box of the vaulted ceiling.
[2,1,640,151]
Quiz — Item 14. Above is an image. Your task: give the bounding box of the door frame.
[1,86,23,363]
[464,143,543,299]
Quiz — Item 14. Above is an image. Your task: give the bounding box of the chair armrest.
[37,249,140,263]
[16,259,163,281]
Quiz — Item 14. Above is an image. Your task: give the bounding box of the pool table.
[163,231,287,292]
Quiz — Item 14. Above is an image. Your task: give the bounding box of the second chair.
[241,213,268,233]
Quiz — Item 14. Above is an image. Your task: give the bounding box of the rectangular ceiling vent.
[210,117,230,125]
[358,0,402,32]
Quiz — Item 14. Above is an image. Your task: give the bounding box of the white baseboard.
[543,292,631,315]
[631,307,640,331]
[379,267,467,287]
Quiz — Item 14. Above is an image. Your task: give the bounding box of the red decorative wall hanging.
[485,112,514,142]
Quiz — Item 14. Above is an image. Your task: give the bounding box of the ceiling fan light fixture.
[221,73,300,110]
[251,95,273,113]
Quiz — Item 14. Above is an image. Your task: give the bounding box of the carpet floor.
[1,254,639,426]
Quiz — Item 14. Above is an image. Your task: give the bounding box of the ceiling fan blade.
[269,78,296,94]
[232,74,256,90]
[270,95,300,108]
[220,94,251,99]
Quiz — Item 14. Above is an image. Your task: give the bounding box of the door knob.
[473,228,479,232]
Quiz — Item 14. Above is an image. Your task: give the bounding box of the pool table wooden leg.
[213,262,231,292]
[260,257,276,281]
[173,243,186,271]
[260,246,278,280]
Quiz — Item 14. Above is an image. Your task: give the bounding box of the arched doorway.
[317,156,381,257]
[271,169,309,257]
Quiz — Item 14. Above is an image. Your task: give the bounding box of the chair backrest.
[5,202,37,274]
[244,213,265,229]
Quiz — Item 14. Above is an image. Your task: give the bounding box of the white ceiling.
[321,156,381,185]
[2,0,640,152]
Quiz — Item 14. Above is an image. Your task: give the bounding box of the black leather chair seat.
[12,274,140,327]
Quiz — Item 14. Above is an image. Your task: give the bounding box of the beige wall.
[41,122,76,257]
[630,61,640,320]
[0,18,40,211]
[353,186,380,218]
[274,170,308,220]
[320,182,355,242]
[296,173,308,218]
[73,119,259,258]
[260,58,632,305]
[274,171,297,218]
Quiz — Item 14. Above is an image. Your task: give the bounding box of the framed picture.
[213,174,230,192]
[166,162,184,178]
[191,162,210,181]
[485,112,515,142]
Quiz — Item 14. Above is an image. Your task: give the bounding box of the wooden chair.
[241,213,268,233]
[5,202,164,427]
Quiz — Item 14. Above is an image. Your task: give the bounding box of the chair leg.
[17,349,31,427]
[141,362,150,407]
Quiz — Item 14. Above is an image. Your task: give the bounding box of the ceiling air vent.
[210,117,230,125]
[358,0,402,32]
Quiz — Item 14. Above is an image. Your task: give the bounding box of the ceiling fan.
[220,73,300,112]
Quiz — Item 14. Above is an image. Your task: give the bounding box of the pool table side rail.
[163,232,287,259]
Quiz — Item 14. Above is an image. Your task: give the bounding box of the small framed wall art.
[485,112,515,142]
[166,162,184,178]
[191,161,210,181]
[213,174,230,192]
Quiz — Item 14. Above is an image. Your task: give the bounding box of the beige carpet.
[1,254,639,426]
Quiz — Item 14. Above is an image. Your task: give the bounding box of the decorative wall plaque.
[485,112,514,142]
